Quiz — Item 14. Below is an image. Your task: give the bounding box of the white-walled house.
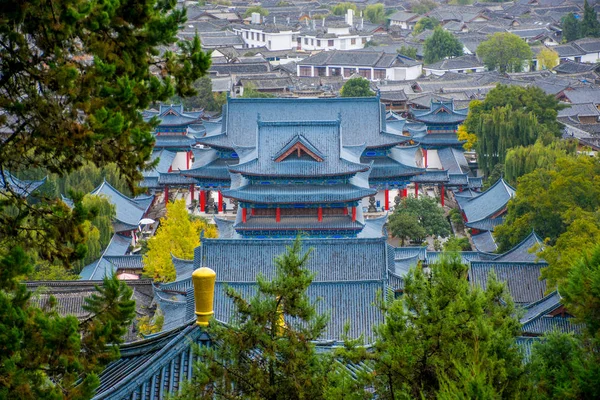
[232,24,299,51]
[297,50,422,81]
[296,23,373,51]
[388,11,420,30]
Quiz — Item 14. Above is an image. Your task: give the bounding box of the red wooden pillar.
[423,148,428,168]
[440,185,445,207]
[186,151,190,170]
[251,208,256,216]
[343,207,348,215]
[414,183,419,198]
[218,191,223,212]
[190,184,195,203]
[403,188,408,198]
[384,189,390,211]
[318,206,323,222]
[276,207,281,222]
[164,185,169,203]
[200,190,206,212]
[242,207,247,223]
[351,206,356,222]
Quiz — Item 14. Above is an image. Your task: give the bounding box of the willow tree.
[504,139,576,185]
[475,106,542,177]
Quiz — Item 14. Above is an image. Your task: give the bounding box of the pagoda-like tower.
[222,117,377,238]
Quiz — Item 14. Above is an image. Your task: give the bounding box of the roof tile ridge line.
[170,253,194,263]
[522,289,560,311]
[493,230,543,261]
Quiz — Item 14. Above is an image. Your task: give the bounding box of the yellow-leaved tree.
[537,47,559,70]
[143,199,217,282]
[457,125,477,151]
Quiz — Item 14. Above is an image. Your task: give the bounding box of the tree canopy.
[364,4,388,24]
[341,78,375,97]
[397,45,418,59]
[562,12,581,42]
[367,253,525,398]
[477,32,533,73]
[331,2,357,15]
[143,199,217,282]
[537,47,560,70]
[494,155,600,288]
[581,0,600,38]
[413,17,439,35]
[388,196,451,244]
[423,27,464,64]
[170,76,227,112]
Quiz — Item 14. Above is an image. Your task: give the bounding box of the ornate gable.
[273,135,325,162]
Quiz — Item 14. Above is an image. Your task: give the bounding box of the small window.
[251,32,255,40]
[328,39,334,46]
[268,40,272,48]
[317,40,321,47]
[311,39,314,45]
[304,38,308,45]
[351,38,356,45]
[245,31,249,39]
[262,33,265,41]
[362,38,367,44]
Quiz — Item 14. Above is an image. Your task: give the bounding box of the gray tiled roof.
[471,231,498,253]
[465,217,504,232]
[469,261,547,304]
[194,237,392,282]
[210,280,385,342]
[299,50,420,68]
[459,178,515,223]
[225,184,376,204]
[493,231,544,263]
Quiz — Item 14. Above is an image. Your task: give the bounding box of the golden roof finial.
[192,267,216,327]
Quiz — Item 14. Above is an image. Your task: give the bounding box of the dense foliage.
[341,78,375,97]
[413,17,439,35]
[477,32,533,73]
[170,76,227,112]
[504,139,576,185]
[389,196,451,245]
[464,84,565,176]
[347,253,525,399]
[143,199,217,282]
[423,27,463,64]
[396,45,418,59]
[527,244,600,398]
[495,155,600,288]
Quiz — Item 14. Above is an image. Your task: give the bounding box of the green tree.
[493,155,600,288]
[389,196,451,240]
[397,45,418,59]
[527,244,600,398]
[341,78,375,97]
[0,258,135,399]
[465,84,565,135]
[423,26,463,64]
[175,237,330,399]
[388,212,426,245]
[370,253,525,399]
[504,139,576,185]
[477,32,533,73]
[0,0,210,264]
[331,2,357,16]
[413,16,439,35]
[562,12,581,42]
[581,0,600,38]
[143,199,217,282]
[364,4,387,24]
[443,236,471,251]
[243,6,269,18]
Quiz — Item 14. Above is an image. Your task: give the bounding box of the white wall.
[234,28,296,50]
[172,151,189,171]
[297,35,371,51]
